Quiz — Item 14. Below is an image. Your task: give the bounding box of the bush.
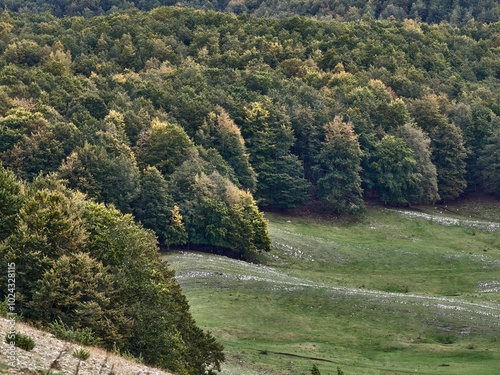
[49,318,102,347]
[0,297,9,317]
[72,347,91,361]
[49,317,76,341]
[5,332,35,351]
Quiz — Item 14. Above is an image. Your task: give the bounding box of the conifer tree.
[198,107,257,192]
[133,165,187,246]
[397,124,440,204]
[430,122,468,200]
[478,128,500,196]
[0,162,24,241]
[314,117,365,214]
[241,103,310,208]
[370,135,422,205]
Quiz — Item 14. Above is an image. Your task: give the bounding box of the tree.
[133,165,183,244]
[197,107,257,192]
[397,124,440,204]
[165,205,188,248]
[168,152,271,256]
[409,95,468,201]
[135,118,195,175]
[59,131,141,213]
[240,103,310,208]
[370,135,422,205]
[81,199,225,373]
[0,178,87,308]
[0,162,24,241]
[430,122,468,200]
[30,252,132,349]
[311,363,321,375]
[478,128,500,196]
[314,117,364,214]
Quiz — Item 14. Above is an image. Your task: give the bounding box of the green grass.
[165,198,500,374]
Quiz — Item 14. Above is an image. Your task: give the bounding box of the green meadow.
[165,196,500,374]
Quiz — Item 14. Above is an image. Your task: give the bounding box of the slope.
[166,196,500,374]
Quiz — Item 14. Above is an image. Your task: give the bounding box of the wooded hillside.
[1,2,500,374]
[0,8,499,224]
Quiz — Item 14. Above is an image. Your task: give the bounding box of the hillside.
[0,317,174,375]
[1,7,500,252]
[167,195,500,374]
[1,3,500,375]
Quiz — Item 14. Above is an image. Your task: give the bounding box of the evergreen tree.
[397,124,440,204]
[430,122,468,200]
[241,103,310,208]
[133,165,187,246]
[478,128,500,196]
[0,162,24,241]
[197,107,257,192]
[311,363,321,375]
[314,117,365,214]
[370,135,422,205]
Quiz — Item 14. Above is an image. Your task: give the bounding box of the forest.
[2,0,500,25]
[1,1,500,374]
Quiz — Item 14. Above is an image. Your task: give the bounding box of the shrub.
[5,332,35,351]
[76,327,102,347]
[49,317,77,341]
[72,347,91,361]
[72,347,91,375]
[0,297,9,317]
[49,317,102,347]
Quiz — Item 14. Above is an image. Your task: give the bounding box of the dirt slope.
[0,317,174,375]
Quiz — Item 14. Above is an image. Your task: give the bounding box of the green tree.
[168,153,271,256]
[314,117,364,214]
[397,124,440,204]
[0,179,87,308]
[478,128,500,196]
[430,122,468,200]
[81,200,225,373]
[240,103,310,208]
[165,205,188,248]
[197,107,257,192]
[59,131,141,213]
[0,162,24,241]
[133,165,187,246]
[311,363,321,375]
[370,135,422,205]
[135,119,195,175]
[30,252,132,349]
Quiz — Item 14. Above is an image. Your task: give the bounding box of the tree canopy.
[0,167,224,374]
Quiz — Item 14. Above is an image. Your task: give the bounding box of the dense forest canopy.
[0,8,499,219]
[2,0,500,25]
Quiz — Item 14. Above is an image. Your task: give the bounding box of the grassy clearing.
[165,199,500,374]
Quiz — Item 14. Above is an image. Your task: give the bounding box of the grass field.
[165,196,500,374]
